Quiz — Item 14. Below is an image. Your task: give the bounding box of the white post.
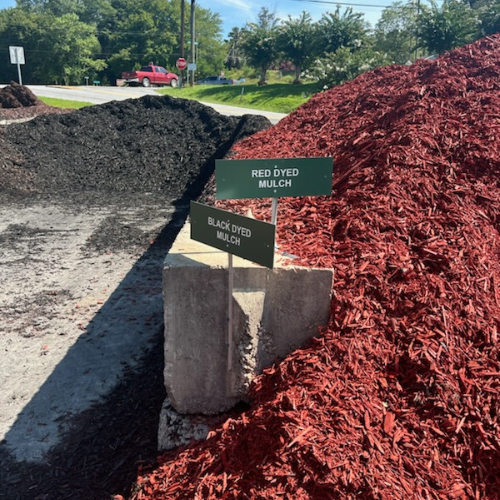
[227,252,234,372]
[271,198,278,225]
[271,198,279,249]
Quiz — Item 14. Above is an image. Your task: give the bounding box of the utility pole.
[190,0,195,86]
[414,0,421,62]
[180,0,185,86]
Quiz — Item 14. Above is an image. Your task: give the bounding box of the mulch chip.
[131,35,500,500]
[0,88,271,500]
[0,81,42,108]
[0,94,271,203]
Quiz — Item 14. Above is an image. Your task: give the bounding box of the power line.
[0,45,165,57]
[288,0,411,8]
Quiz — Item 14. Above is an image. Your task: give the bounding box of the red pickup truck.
[121,64,179,87]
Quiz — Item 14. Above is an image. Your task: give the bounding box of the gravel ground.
[0,90,271,500]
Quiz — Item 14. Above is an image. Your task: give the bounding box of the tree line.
[237,0,499,87]
[0,0,224,85]
[0,0,498,86]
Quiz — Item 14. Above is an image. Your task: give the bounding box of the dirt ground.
[0,90,270,500]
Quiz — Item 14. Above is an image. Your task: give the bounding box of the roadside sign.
[176,57,187,70]
[9,46,25,85]
[187,63,196,71]
[216,157,333,200]
[9,46,25,65]
[190,201,275,269]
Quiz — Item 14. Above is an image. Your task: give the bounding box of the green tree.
[276,11,318,84]
[79,0,116,25]
[102,0,223,84]
[225,27,245,70]
[417,0,478,54]
[5,0,225,84]
[190,7,225,78]
[306,45,391,87]
[0,7,38,82]
[16,0,76,14]
[317,7,369,55]
[103,0,178,82]
[15,0,113,22]
[476,0,500,36]
[304,6,387,88]
[241,7,280,85]
[374,1,418,64]
[47,13,106,84]
[0,8,103,84]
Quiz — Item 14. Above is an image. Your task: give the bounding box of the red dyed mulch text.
[131,35,500,500]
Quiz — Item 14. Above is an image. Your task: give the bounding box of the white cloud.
[208,0,255,16]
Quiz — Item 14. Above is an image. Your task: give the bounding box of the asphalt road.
[16,85,287,124]
[26,84,159,104]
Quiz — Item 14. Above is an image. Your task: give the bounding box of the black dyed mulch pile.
[0,93,270,203]
[0,91,271,500]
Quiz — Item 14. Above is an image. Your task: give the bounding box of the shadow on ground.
[0,106,271,500]
[0,203,189,500]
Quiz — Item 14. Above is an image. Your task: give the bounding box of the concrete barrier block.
[162,223,333,417]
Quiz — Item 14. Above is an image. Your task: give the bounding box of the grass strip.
[157,82,322,114]
[39,97,92,109]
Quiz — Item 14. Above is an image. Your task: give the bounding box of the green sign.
[216,157,333,200]
[190,202,276,269]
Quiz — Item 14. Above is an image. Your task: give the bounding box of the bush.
[304,46,392,87]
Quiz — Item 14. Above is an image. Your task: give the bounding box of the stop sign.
[176,57,187,70]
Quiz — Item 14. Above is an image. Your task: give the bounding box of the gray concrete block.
[162,222,333,417]
[157,399,225,451]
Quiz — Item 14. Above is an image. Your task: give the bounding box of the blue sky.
[203,0,388,37]
[0,0,389,38]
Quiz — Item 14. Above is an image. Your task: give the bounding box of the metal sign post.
[271,198,278,225]
[9,46,25,85]
[271,198,279,249]
[227,253,234,372]
[190,201,276,374]
[17,62,22,85]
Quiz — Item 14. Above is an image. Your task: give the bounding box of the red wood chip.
[131,35,500,500]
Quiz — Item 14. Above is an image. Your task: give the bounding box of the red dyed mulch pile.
[130,35,500,500]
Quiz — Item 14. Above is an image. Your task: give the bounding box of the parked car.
[197,75,236,85]
[121,64,179,87]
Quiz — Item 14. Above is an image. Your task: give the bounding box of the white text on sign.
[259,179,291,188]
[251,167,300,178]
[208,216,252,247]
[251,167,299,190]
